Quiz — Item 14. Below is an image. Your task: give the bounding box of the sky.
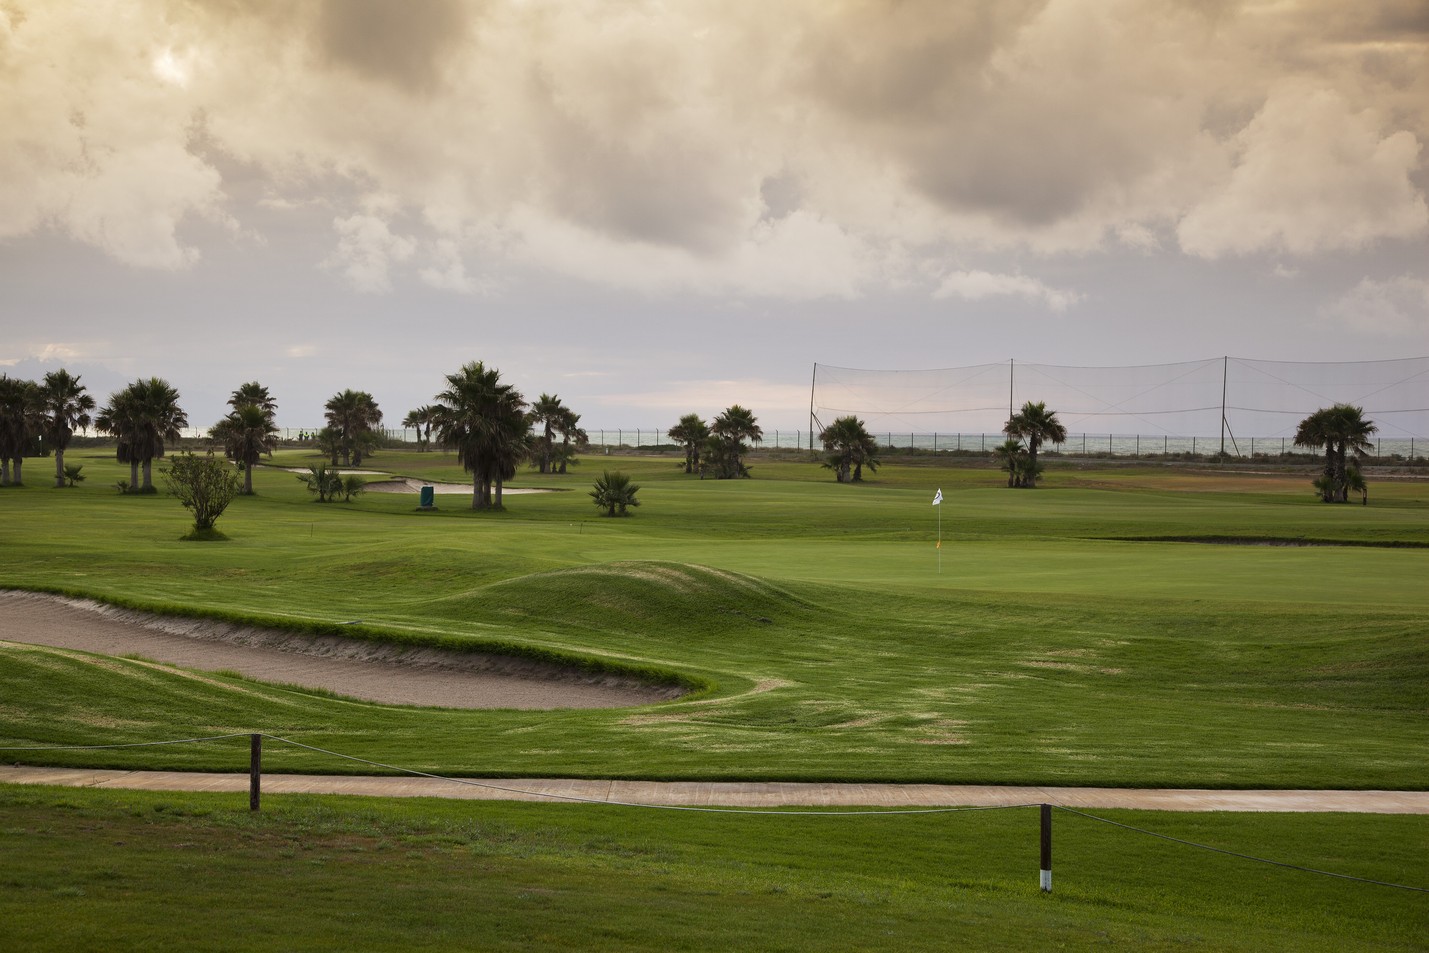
[2,0,1427,435]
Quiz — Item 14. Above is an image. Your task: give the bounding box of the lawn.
[0,447,1426,790]
[1,785,1424,953]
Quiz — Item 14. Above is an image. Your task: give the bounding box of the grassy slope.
[1,786,1424,953]
[0,448,1426,788]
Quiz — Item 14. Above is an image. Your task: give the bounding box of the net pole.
[1220,356,1228,458]
[809,364,817,451]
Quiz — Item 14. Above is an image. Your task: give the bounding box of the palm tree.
[0,374,42,486]
[402,405,439,451]
[432,361,529,510]
[211,403,279,495]
[668,413,709,474]
[340,474,367,503]
[528,394,567,474]
[1293,407,1336,502]
[314,426,343,467]
[706,405,762,479]
[324,389,383,466]
[1296,404,1376,503]
[993,438,1028,488]
[297,464,342,502]
[40,370,95,489]
[1003,401,1066,488]
[131,378,188,492]
[555,406,587,474]
[96,387,142,491]
[819,415,880,483]
[98,378,187,493]
[228,382,277,417]
[1327,404,1376,503]
[591,470,641,516]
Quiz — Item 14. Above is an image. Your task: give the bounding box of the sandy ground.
[264,465,557,495]
[361,478,556,495]
[1,766,1423,812]
[0,590,678,710]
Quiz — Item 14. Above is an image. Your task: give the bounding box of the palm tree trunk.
[471,473,481,510]
[495,475,504,509]
[130,459,139,490]
[1331,442,1343,502]
[243,457,254,495]
[142,457,153,491]
[55,447,66,488]
[1027,438,1040,488]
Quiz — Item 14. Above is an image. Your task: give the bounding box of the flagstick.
[937,500,941,574]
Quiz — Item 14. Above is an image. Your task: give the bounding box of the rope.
[261,734,1036,817]
[0,733,252,751]
[1053,806,1429,894]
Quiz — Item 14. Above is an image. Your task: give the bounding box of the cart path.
[2,766,1424,813]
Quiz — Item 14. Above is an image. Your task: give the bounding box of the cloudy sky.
[2,0,1427,434]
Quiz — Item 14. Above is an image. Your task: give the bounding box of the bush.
[163,453,241,534]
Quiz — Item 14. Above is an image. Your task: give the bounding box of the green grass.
[1,786,1424,952]
[1,447,1426,789]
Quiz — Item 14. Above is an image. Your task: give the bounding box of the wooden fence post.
[1040,804,1052,892]
[250,733,262,812]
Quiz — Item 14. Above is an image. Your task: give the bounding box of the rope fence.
[3,733,1424,895]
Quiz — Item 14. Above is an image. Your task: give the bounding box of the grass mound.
[434,561,813,638]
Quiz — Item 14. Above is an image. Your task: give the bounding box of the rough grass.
[1,786,1424,953]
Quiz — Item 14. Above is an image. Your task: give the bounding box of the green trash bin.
[419,485,435,508]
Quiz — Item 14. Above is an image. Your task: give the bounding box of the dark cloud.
[315,0,470,92]
[795,0,1046,123]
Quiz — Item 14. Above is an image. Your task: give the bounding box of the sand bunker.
[362,478,557,495]
[0,590,678,710]
[271,467,390,475]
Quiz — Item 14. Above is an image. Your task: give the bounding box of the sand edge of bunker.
[0,589,691,710]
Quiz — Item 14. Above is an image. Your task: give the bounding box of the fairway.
[2,448,1425,792]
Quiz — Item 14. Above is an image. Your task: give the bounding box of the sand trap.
[362,478,557,495]
[271,466,390,475]
[0,590,679,710]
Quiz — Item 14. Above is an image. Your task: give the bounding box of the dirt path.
[1,765,1423,812]
[0,590,678,710]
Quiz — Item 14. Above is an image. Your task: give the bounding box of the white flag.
[932,488,943,506]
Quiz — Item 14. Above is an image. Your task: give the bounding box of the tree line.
[0,370,1375,504]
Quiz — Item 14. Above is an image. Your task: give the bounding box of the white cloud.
[324,212,416,293]
[1321,275,1429,336]
[933,270,1082,312]
[36,343,81,361]
[1177,84,1429,258]
[418,238,490,295]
